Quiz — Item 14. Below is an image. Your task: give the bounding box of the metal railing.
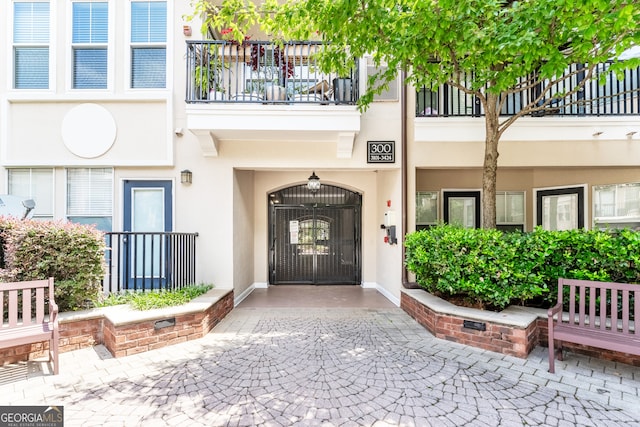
[416,62,640,117]
[186,40,359,105]
[104,232,198,293]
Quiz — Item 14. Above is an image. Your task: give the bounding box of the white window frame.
[12,1,52,90]
[7,168,55,219]
[593,182,640,230]
[68,0,112,91]
[127,0,168,90]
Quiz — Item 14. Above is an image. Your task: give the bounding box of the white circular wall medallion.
[61,103,117,158]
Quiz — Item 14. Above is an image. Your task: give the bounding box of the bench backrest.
[557,278,638,334]
[0,278,55,328]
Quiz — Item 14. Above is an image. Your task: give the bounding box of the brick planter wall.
[402,289,640,367]
[401,290,539,358]
[103,290,234,358]
[0,289,233,365]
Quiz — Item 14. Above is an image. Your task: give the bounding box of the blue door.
[123,180,173,289]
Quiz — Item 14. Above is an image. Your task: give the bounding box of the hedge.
[0,218,106,311]
[404,224,640,310]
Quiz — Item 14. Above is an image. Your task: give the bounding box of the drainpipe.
[401,69,420,289]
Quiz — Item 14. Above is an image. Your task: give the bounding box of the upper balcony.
[416,62,640,118]
[415,62,640,143]
[184,40,362,158]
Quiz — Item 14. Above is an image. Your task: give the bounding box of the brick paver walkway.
[1,307,639,426]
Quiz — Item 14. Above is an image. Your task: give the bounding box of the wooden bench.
[0,278,59,375]
[547,278,640,373]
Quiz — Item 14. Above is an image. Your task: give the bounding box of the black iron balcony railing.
[104,232,198,293]
[417,62,640,117]
[186,40,359,105]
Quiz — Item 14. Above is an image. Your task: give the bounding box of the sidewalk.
[1,305,639,426]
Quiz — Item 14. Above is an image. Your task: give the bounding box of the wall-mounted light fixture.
[307,171,321,192]
[592,130,604,137]
[181,169,193,185]
[627,131,637,138]
[183,25,192,37]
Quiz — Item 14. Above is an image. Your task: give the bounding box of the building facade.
[1,1,639,307]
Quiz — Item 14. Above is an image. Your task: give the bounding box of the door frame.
[443,189,482,228]
[534,184,587,230]
[123,179,174,232]
[121,179,174,289]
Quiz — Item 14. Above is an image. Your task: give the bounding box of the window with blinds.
[130,1,166,88]
[67,168,113,231]
[13,2,50,89]
[72,2,108,89]
[8,168,54,219]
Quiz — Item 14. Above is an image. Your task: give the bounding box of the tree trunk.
[482,94,500,229]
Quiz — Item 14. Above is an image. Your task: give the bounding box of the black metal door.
[269,184,361,284]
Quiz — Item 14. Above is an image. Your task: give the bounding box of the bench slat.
[23,289,32,326]
[554,325,640,356]
[8,290,17,327]
[0,323,55,349]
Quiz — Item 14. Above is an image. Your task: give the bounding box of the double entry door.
[269,184,362,284]
[270,202,361,285]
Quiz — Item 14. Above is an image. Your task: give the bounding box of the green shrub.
[94,284,214,310]
[0,218,106,311]
[405,224,640,310]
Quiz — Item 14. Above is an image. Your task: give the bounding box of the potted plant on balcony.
[193,46,226,101]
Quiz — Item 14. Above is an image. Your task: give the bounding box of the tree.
[189,0,640,228]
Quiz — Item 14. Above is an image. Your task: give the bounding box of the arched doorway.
[269,184,362,284]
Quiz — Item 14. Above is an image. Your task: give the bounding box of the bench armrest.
[547,302,562,320]
[49,300,59,328]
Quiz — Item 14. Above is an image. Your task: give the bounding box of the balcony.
[416,62,640,118]
[184,40,361,158]
[415,62,640,144]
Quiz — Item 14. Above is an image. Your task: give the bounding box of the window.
[7,168,54,219]
[443,191,481,229]
[72,2,108,89]
[593,183,640,230]
[67,168,113,231]
[130,1,166,88]
[13,2,50,89]
[536,186,585,231]
[416,191,438,230]
[496,191,525,232]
